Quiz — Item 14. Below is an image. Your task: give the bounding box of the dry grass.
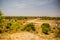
[0,19,60,40]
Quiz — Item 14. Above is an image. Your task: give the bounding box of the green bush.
[6,23,12,29]
[41,23,50,34]
[5,21,20,33]
[10,22,19,30]
[22,23,35,32]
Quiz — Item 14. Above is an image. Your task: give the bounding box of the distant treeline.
[40,17,60,20]
[5,16,60,20]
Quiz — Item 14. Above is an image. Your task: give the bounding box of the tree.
[41,23,50,34]
[0,11,5,33]
[0,11,5,26]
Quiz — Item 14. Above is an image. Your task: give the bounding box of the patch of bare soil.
[10,32,41,40]
[0,32,57,40]
[10,32,57,40]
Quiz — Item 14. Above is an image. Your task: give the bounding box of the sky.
[0,0,60,17]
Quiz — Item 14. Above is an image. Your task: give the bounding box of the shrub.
[55,22,60,38]
[55,30,60,38]
[10,22,20,31]
[41,23,50,34]
[22,23,35,32]
[6,23,12,29]
[5,21,20,33]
